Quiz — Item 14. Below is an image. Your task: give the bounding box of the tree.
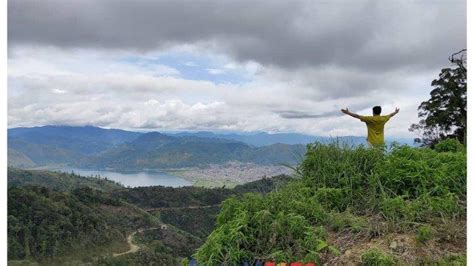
[410,49,467,147]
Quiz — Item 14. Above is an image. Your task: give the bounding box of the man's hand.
[341,107,349,114]
[389,107,400,117]
[341,107,360,119]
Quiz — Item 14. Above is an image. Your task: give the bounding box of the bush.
[416,225,434,243]
[300,142,383,208]
[434,138,465,153]
[360,248,396,265]
[380,196,414,223]
[329,211,368,233]
[411,193,463,221]
[195,142,466,264]
[315,188,348,211]
[373,146,466,200]
[194,185,337,264]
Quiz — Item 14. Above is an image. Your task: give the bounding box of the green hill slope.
[8,186,158,264]
[194,141,466,265]
[8,168,123,192]
[8,167,292,265]
[84,133,306,170]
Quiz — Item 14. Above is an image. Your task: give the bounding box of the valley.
[7,168,290,265]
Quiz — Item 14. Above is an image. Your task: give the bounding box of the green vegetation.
[192,179,239,188]
[195,140,466,264]
[86,133,306,170]
[416,225,434,244]
[8,168,123,192]
[410,49,466,146]
[159,206,220,239]
[360,248,396,265]
[8,139,466,265]
[9,126,307,170]
[8,167,292,265]
[97,227,202,265]
[7,186,154,263]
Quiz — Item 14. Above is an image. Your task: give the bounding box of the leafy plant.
[360,248,396,265]
[416,225,434,243]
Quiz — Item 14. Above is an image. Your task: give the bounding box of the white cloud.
[207,68,226,75]
[52,89,67,94]
[184,61,197,67]
[7,46,432,138]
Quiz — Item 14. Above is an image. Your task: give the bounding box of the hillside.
[8,168,123,192]
[8,185,158,264]
[194,140,466,265]
[8,126,141,168]
[8,168,292,265]
[9,125,141,155]
[81,133,306,170]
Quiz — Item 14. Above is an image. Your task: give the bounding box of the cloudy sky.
[8,0,466,137]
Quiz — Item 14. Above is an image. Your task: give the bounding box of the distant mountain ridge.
[82,132,305,170]
[8,126,415,170]
[8,126,306,170]
[171,131,415,146]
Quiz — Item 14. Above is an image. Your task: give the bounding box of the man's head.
[372,106,382,116]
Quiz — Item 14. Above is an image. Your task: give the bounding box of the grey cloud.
[9,0,466,71]
[276,110,342,119]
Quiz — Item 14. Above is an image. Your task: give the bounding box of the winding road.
[112,204,218,257]
[112,227,161,257]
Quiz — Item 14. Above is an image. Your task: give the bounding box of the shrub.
[416,225,434,243]
[329,211,368,233]
[194,182,338,264]
[196,142,466,264]
[315,188,348,211]
[434,138,465,153]
[380,196,414,223]
[418,254,466,265]
[373,146,466,200]
[361,248,396,265]
[299,142,383,207]
[411,193,463,221]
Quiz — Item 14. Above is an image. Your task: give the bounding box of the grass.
[193,139,466,265]
[360,248,396,265]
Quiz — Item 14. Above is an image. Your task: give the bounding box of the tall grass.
[194,139,466,264]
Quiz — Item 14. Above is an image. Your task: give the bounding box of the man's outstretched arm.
[341,107,361,119]
[388,107,400,118]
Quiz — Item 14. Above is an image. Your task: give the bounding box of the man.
[341,106,399,146]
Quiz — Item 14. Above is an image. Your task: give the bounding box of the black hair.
[372,106,382,115]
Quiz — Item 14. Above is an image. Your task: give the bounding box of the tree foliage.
[410,49,467,146]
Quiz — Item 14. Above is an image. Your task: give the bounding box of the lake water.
[56,168,192,188]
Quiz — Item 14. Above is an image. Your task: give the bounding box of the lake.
[56,168,192,188]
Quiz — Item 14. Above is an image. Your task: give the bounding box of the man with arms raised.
[341,106,399,146]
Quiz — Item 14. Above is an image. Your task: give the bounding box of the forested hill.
[8,167,123,192]
[8,168,292,265]
[83,133,306,170]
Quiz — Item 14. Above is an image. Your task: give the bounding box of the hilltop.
[195,140,466,265]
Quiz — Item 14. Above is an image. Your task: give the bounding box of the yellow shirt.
[359,115,391,146]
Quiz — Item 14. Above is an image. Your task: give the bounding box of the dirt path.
[112,227,160,257]
[112,204,217,257]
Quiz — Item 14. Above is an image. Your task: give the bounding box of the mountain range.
[8,126,415,170]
